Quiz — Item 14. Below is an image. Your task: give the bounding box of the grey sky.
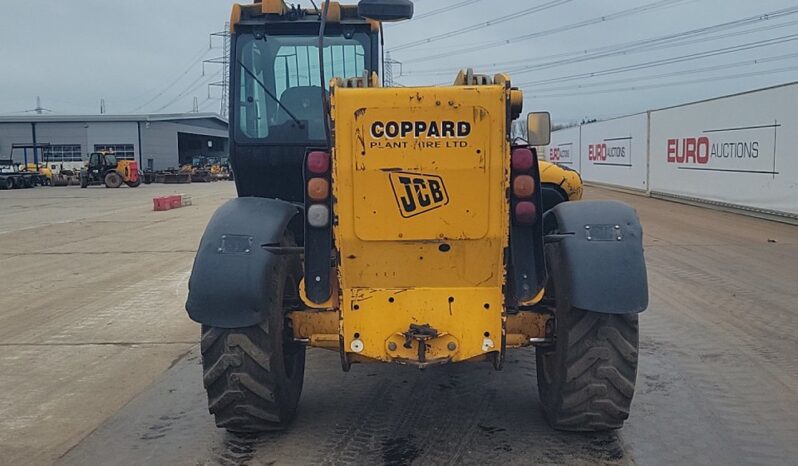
[1,0,797,124]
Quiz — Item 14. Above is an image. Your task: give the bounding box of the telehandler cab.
[187,0,648,434]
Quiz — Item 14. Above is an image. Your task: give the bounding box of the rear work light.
[307,204,330,228]
[307,151,330,174]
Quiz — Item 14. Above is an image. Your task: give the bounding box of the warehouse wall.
[0,123,35,161]
[2,116,227,172]
[86,122,138,155]
[2,122,90,166]
[35,122,89,148]
[141,121,227,171]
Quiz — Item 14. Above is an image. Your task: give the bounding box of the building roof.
[0,112,228,125]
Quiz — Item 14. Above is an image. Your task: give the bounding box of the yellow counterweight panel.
[343,288,502,364]
[331,84,512,364]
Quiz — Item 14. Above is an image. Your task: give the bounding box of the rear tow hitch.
[403,324,439,363]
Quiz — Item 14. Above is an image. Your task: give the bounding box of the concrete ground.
[0,183,234,465]
[1,183,797,465]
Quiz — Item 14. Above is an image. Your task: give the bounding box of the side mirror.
[526,112,551,146]
[358,0,414,22]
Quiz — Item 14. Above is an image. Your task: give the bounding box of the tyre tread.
[199,233,304,433]
[538,311,639,432]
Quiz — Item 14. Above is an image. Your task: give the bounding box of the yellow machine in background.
[79,152,141,188]
[25,163,53,181]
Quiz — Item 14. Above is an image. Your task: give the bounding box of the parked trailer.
[141,170,192,184]
[0,160,47,189]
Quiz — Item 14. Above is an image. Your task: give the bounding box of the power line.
[525,64,798,99]
[516,33,798,88]
[408,0,485,21]
[526,51,798,93]
[197,97,220,113]
[501,20,798,80]
[128,45,212,113]
[153,69,222,113]
[398,0,692,63]
[389,0,574,51]
[402,6,798,77]
[505,12,798,77]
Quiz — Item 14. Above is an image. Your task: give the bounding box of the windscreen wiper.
[238,60,305,129]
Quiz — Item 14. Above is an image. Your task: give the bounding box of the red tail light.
[515,201,537,225]
[511,148,534,172]
[307,151,330,174]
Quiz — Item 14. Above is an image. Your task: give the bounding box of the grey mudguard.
[186,197,300,328]
[546,200,648,314]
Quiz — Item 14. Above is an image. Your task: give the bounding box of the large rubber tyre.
[2,177,12,189]
[536,246,640,432]
[125,177,141,188]
[104,171,123,188]
[200,234,305,433]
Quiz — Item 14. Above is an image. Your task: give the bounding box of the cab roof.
[231,1,377,32]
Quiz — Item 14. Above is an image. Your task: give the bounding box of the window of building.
[94,144,135,160]
[43,144,83,163]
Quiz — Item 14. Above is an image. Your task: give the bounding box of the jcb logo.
[389,172,449,218]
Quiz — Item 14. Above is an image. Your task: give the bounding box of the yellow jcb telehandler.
[186,0,647,434]
[79,151,141,188]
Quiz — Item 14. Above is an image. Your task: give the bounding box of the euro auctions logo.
[665,123,779,175]
[549,143,574,164]
[666,137,713,164]
[389,172,449,218]
[588,138,631,167]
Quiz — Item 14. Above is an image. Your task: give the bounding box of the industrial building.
[0,113,228,172]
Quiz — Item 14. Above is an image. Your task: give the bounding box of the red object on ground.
[127,161,139,182]
[169,195,183,209]
[153,197,172,211]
